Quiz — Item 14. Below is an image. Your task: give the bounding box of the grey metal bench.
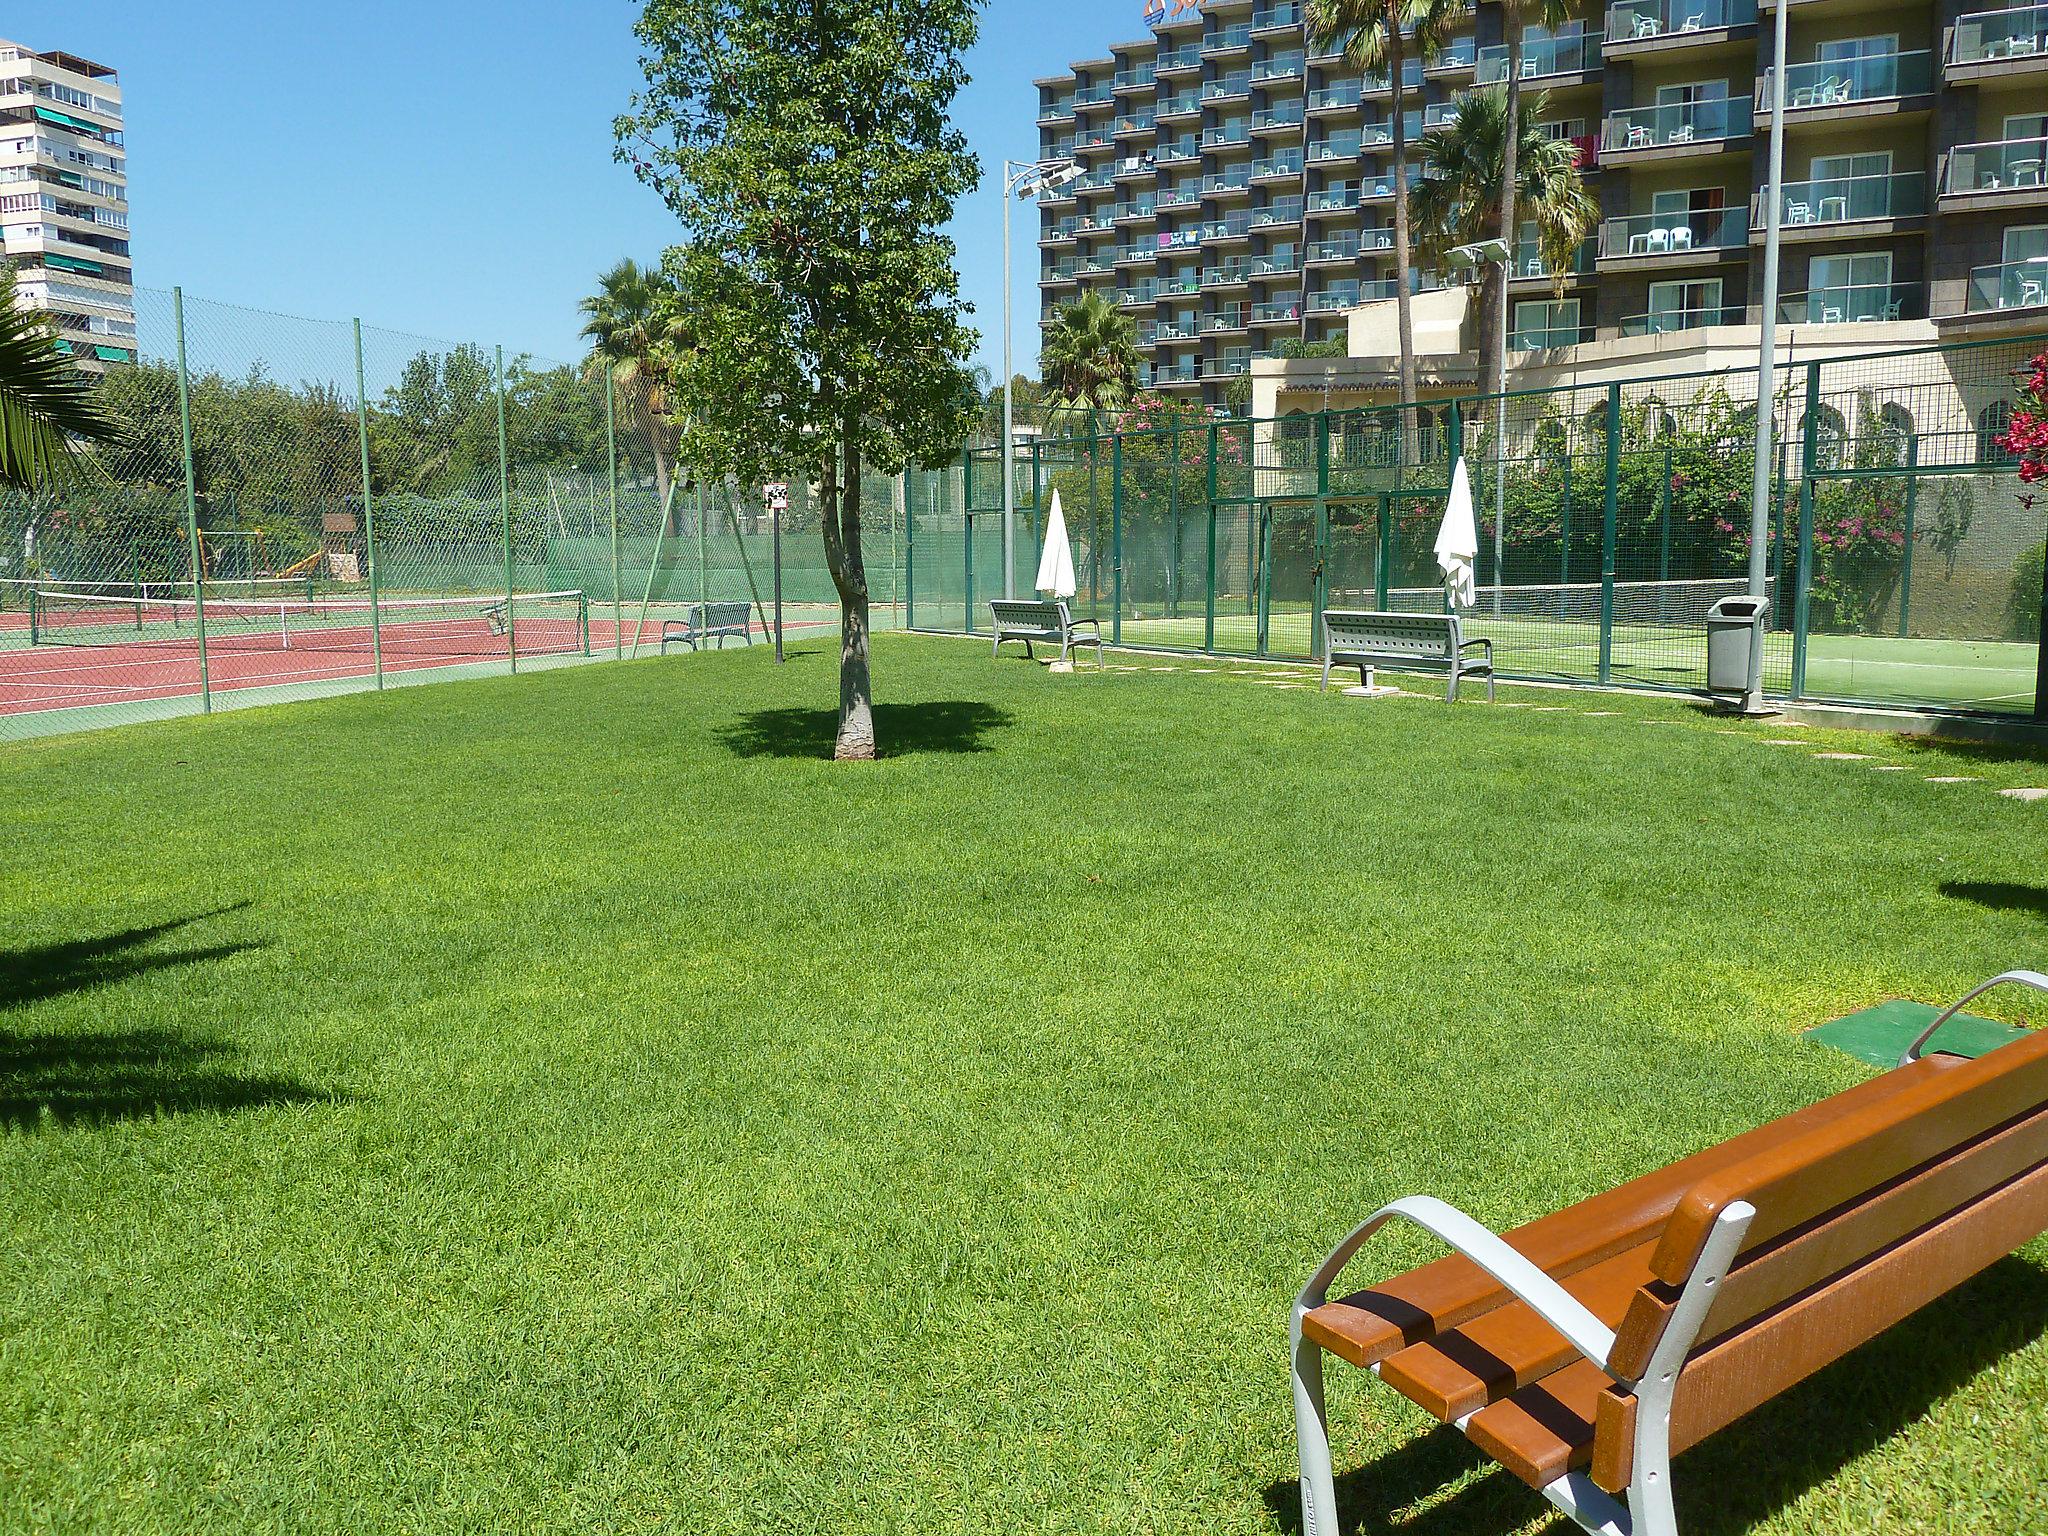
[661,601,754,652]
[987,598,1103,666]
[1321,609,1494,702]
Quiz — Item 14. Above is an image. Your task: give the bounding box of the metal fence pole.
[1205,423,1218,651]
[1599,383,1620,684]
[1791,361,1820,698]
[1168,417,1181,619]
[1313,411,1330,657]
[171,287,210,714]
[496,344,515,674]
[1111,433,1124,646]
[352,318,382,689]
[1375,491,1391,608]
[772,498,784,662]
[2035,530,2048,723]
[607,371,623,660]
[904,471,916,628]
[1658,437,1673,585]
[1897,436,1918,639]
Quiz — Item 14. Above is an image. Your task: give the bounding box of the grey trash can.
[1706,594,1770,695]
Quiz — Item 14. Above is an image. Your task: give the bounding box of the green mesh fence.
[913,333,2047,719]
[2,288,918,739]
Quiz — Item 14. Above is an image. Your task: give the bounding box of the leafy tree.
[579,258,686,509]
[1041,292,1138,417]
[0,264,118,490]
[1305,0,1462,458]
[1491,0,1576,403]
[620,0,981,759]
[1411,87,1597,399]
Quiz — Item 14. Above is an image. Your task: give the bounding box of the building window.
[1979,401,2015,464]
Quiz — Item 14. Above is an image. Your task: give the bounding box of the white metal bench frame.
[988,599,1104,666]
[1320,609,1495,701]
[660,601,754,652]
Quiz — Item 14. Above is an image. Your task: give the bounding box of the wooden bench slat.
[1463,1358,1610,1490]
[1301,1056,1965,1370]
[1651,1029,2048,1285]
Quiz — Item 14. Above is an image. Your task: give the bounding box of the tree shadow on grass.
[1261,1257,2048,1536]
[1,904,257,1012]
[1939,880,2048,923]
[714,700,1014,759]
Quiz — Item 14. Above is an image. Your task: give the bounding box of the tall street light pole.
[1744,0,1792,715]
[1003,157,1083,599]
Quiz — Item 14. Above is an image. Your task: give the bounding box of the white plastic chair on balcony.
[1819,196,1849,222]
[1671,123,1695,144]
[1681,10,1705,29]
[1649,226,1673,253]
[1787,200,1812,223]
[1626,124,1652,148]
[1526,256,1544,276]
[2014,160,2044,188]
[1668,224,1693,251]
[2021,278,2047,309]
[1632,13,1658,38]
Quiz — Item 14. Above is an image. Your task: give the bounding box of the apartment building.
[1036,0,2048,409]
[0,39,134,374]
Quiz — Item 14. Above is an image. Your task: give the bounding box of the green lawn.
[5,636,2048,1535]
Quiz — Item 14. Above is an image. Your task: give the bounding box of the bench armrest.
[1292,1195,1617,1374]
[1068,615,1101,633]
[1457,635,1492,656]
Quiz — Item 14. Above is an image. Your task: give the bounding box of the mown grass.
[3,636,2046,1536]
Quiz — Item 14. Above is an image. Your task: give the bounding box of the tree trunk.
[1388,23,1421,470]
[651,432,675,533]
[819,423,875,760]
[1499,23,1523,409]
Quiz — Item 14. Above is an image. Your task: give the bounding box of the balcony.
[1251,252,1302,275]
[1310,133,1365,162]
[1254,105,1305,131]
[1308,285,1365,312]
[1777,283,1916,324]
[1205,259,1256,286]
[1112,66,1156,94]
[1946,5,2048,80]
[1619,304,1745,334]
[1201,305,1251,332]
[1157,139,1202,165]
[1964,256,2048,313]
[1204,125,1252,149]
[1159,92,1203,119]
[1479,31,1604,83]
[1251,3,1304,32]
[1075,126,1114,150]
[1751,171,1926,236]
[1307,187,1360,212]
[1358,171,1424,201]
[1598,206,1749,263]
[1510,238,1596,282]
[1512,321,1593,348]
[1113,156,1158,183]
[1251,196,1304,225]
[1602,95,1752,158]
[1307,237,1361,263]
[1940,137,2048,208]
[1075,84,1115,108]
[1157,45,1204,74]
[1204,24,1254,55]
[1425,38,1479,75]
[1037,99,1075,124]
[1204,173,1255,196]
[1761,50,1933,115]
[1251,297,1303,321]
[1308,82,1364,112]
[1156,225,1203,252]
[1154,320,1196,341]
[1606,0,1756,53]
[1158,186,1202,209]
[1204,72,1253,101]
[1204,356,1254,379]
[1154,360,1201,384]
[1359,64,1425,97]
[1041,261,1080,284]
[1252,54,1306,83]
[1203,214,1255,239]
[1043,220,1080,244]
[1112,197,1158,222]
[1114,245,1155,266]
[1158,273,1205,296]
[1114,112,1157,139]
[1251,151,1305,178]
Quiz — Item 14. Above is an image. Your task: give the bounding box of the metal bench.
[1320,609,1493,701]
[987,598,1103,666]
[1292,970,2048,1536]
[660,601,754,652]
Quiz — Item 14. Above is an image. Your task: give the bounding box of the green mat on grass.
[1806,998,2031,1069]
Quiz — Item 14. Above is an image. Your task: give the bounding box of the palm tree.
[1494,0,1577,404]
[579,258,686,511]
[1305,0,1462,465]
[1411,87,1597,398]
[1040,292,1139,426]
[0,265,116,490]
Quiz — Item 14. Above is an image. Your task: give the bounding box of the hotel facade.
[1034,0,2048,411]
[0,38,133,374]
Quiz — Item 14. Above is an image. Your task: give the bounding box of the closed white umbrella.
[1435,455,1479,611]
[1035,489,1077,599]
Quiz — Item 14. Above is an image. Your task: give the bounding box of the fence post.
[607,371,622,659]
[1599,383,1620,685]
[903,470,916,628]
[2035,529,2048,724]
[1658,437,1673,585]
[1313,410,1330,658]
[495,344,515,673]
[1897,435,1918,639]
[1375,491,1390,608]
[350,317,383,690]
[1167,417,1181,620]
[1559,450,1573,605]
[171,287,210,714]
[962,447,976,631]
[1204,423,1218,652]
[1791,361,1820,697]
[696,480,708,610]
[1111,432,1124,646]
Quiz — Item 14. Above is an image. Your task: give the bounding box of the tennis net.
[1,575,316,611]
[1383,575,1778,637]
[29,589,589,657]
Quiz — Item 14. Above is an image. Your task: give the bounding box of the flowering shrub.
[1999,351,2048,490]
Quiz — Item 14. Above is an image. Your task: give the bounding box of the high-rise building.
[1037,0,2048,410]
[0,38,134,374]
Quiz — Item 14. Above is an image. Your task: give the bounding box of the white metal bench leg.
[1291,1315,1342,1536]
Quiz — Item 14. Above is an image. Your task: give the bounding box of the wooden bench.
[1320,610,1493,702]
[660,601,754,652]
[987,598,1103,667]
[1292,969,2048,1536]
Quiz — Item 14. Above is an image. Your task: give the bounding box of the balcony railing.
[1308,286,1364,311]
[1075,85,1115,106]
[1252,3,1305,30]
[1606,0,1756,44]
[1604,95,1752,151]
[1042,261,1080,281]
[1309,82,1364,110]
[1966,257,2048,312]
[1204,173,1254,194]
[1254,106,1305,129]
[1204,126,1252,148]
[1251,298,1302,321]
[1252,54,1306,82]
[1158,186,1202,208]
[1762,170,1926,225]
[1158,274,1204,295]
[1512,321,1593,348]
[1204,262,1255,286]
[1307,188,1360,211]
[1157,140,1201,164]
[1203,214,1255,238]
[1154,320,1196,340]
[1359,63,1425,95]
[1479,31,1604,82]
[1308,237,1361,261]
[1158,45,1204,72]
[1619,304,1744,334]
[1112,66,1156,92]
[1075,127,1114,149]
[1776,283,1914,323]
[1251,252,1302,274]
[1252,196,1304,224]
[1310,134,1365,161]
[1358,170,1424,200]
[1426,39,1478,72]
[1204,72,1253,100]
[1201,306,1250,331]
[1767,50,1932,107]
[1251,152,1306,177]
[1943,136,2048,195]
[1948,5,2048,65]
[1115,112,1157,137]
[1599,206,1749,257]
[1038,100,1075,123]
[1512,238,1595,277]
[1156,226,1203,251]
[1159,92,1203,116]
[1203,24,1253,53]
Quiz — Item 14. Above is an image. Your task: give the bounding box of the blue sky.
[43,0,1118,379]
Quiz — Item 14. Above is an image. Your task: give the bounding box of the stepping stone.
[1583,710,1620,717]
[1761,739,1808,746]
[1999,787,2048,802]
[1146,666,1180,672]
[1814,752,1872,761]
[1188,667,1216,673]
[1870,765,1908,772]
[1925,776,1979,784]
[1528,705,1569,713]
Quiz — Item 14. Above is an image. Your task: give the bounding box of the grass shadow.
[0,1023,339,1131]
[1262,1258,2048,1536]
[715,700,1014,759]
[1938,880,2048,923]
[1,904,257,1011]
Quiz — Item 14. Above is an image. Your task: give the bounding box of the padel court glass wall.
[912,332,2047,720]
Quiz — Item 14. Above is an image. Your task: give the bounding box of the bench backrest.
[1589,1027,2048,1491]
[1323,609,1461,661]
[989,599,1069,632]
[693,601,751,626]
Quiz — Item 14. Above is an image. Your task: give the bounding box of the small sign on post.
[764,483,788,662]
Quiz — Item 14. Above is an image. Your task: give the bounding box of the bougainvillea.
[1999,350,2048,489]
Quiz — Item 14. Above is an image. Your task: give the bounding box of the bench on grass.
[987,599,1103,667]
[1292,969,2048,1536]
[1321,610,1493,701]
[661,601,754,652]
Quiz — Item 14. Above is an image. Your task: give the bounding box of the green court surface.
[5,638,2047,1535]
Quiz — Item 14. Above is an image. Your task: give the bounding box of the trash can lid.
[1708,594,1771,619]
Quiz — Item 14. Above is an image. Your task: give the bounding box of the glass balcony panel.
[1770,50,1932,107]
[1618,304,1743,334]
[1943,136,2048,194]
[1513,238,1596,277]
[1606,0,1757,43]
[1429,39,1478,70]
[1769,171,1925,224]
[1603,95,1753,150]
[1252,3,1305,28]
[1775,283,1914,323]
[1478,31,1604,83]
[1309,82,1364,109]
[1598,206,1749,256]
[1203,72,1254,99]
[1203,24,1253,53]
[1949,5,2048,65]
[1966,257,2048,311]
[1512,322,1590,348]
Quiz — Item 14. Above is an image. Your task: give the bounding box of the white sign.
[764,482,790,513]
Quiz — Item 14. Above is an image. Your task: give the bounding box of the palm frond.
[0,270,119,490]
